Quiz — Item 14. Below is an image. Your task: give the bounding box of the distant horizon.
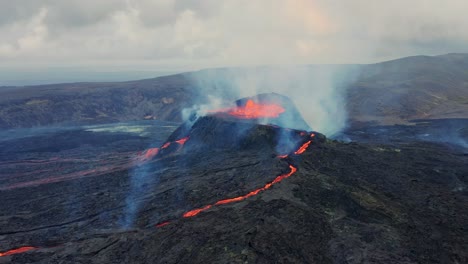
[0,69,179,86]
[1,52,466,86]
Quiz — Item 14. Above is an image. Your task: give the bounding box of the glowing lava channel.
[0,246,36,257]
[175,137,189,145]
[137,136,189,163]
[294,140,311,155]
[137,148,160,162]
[155,221,170,228]
[213,99,285,119]
[156,133,315,227]
[160,136,190,151]
[182,164,297,218]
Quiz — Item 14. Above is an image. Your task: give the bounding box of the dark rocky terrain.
[0,55,467,263]
[0,111,467,263]
[0,75,194,128]
[1,53,468,129]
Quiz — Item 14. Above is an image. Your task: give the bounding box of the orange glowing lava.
[175,137,189,145]
[183,205,212,218]
[155,221,170,228]
[0,246,36,257]
[182,164,298,218]
[294,140,311,155]
[142,148,159,160]
[132,137,189,166]
[214,99,285,119]
[216,165,297,205]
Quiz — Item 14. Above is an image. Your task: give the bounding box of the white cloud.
[0,0,467,69]
[0,7,48,57]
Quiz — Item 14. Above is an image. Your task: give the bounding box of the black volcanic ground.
[1,54,468,263]
[0,116,467,263]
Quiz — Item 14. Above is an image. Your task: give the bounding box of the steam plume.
[188,65,358,136]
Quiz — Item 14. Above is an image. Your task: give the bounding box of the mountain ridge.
[1,53,467,129]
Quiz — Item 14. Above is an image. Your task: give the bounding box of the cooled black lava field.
[0,114,467,263]
[2,1,468,261]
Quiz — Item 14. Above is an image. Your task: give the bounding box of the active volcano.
[133,93,322,225]
[0,94,467,263]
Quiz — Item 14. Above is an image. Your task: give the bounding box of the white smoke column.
[188,65,357,136]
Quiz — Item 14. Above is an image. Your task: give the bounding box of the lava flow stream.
[135,136,189,163]
[138,147,160,162]
[182,165,297,217]
[156,133,315,227]
[0,246,36,257]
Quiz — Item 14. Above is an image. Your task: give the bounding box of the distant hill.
[1,53,467,129]
[0,74,193,128]
[348,53,468,124]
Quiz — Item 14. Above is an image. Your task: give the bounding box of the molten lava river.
[154,132,315,227]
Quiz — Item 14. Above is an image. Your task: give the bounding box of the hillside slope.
[348,53,468,124]
[0,75,193,128]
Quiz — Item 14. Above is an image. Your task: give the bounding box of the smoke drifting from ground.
[121,162,158,228]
